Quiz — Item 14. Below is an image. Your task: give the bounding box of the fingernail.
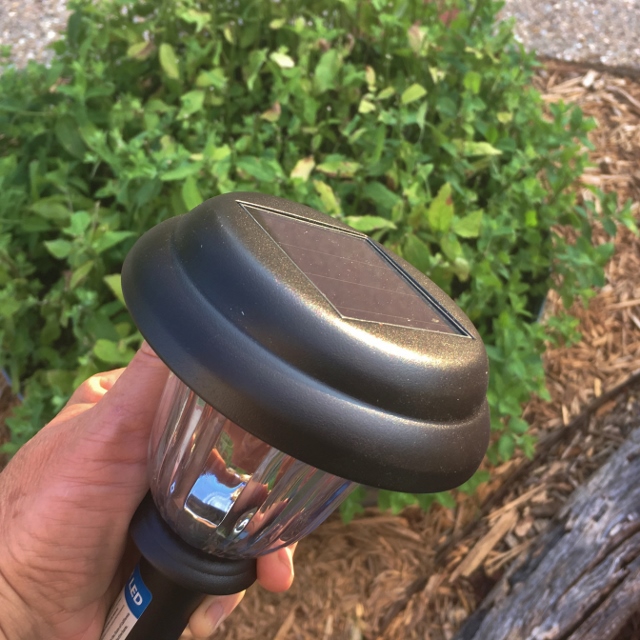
[206,602,226,634]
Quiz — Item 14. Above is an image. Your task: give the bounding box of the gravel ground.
[0,0,69,69]
[500,0,640,70]
[1,0,640,71]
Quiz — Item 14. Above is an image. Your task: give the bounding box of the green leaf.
[55,116,86,159]
[209,145,231,162]
[44,239,73,259]
[269,18,286,29]
[314,49,341,93]
[460,141,502,157]
[498,433,515,461]
[434,491,457,509]
[427,183,454,232]
[178,9,211,32]
[339,486,367,524]
[388,492,417,514]
[223,24,235,44]
[458,469,491,495]
[403,234,431,273]
[365,65,376,90]
[70,260,94,288]
[596,242,615,261]
[245,49,267,90]
[182,175,203,210]
[93,231,135,254]
[179,90,205,118]
[236,156,279,182]
[344,216,396,232]
[429,67,446,84]
[463,71,482,94]
[377,86,395,100]
[260,102,281,122]
[602,217,617,236]
[196,68,227,89]
[316,156,360,178]
[363,182,402,215]
[452,210,483,238]
[452,257,471,281]
[525,210,538,227]
[159,43,180,80]
[358,98,376,114]
[510,416,530,435]
[30,198,70,221]
[313,180,341,215]
[127,41,154,60]
[497,111,513,124]
[0,296,21,319]
[67,211,92,236]
[290,156,315,181]
[104,274,125,304]
[441,234,463,261]
[401,83,427,105]
[160,163,202,181]
[269,51,295,69]
[93,339,136,365]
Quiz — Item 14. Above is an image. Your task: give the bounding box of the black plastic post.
[116,494,257,640]
[124,556,205,640]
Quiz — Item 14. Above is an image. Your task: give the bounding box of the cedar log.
[455,426,640,640]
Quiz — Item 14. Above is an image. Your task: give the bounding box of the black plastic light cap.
[122,192,490,493]
[131,493,257,594]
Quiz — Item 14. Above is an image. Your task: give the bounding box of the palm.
[1,389,151,640]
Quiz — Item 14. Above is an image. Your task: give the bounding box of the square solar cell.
[242,203,463,335]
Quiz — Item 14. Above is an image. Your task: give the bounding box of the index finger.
[64,368,126,408]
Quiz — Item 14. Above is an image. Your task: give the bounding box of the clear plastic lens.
[149,374,357,558]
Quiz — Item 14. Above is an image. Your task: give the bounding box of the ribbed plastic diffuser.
[150,373,356,558]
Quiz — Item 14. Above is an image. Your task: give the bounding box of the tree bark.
[455,426,640,640]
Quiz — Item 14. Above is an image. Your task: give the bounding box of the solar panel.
[242,203,463,335]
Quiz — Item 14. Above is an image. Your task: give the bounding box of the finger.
[256,543,297,593]
[74,342,170,506]
[88,342,169,456]
[65,368,126,408]
[187,591,246,638]
[46,368,127,430]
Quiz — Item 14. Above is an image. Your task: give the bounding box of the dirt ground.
[1,59,640,639]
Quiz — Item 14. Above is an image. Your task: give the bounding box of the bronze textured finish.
[122,193,490,493]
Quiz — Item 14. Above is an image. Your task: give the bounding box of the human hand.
[0,343,296,640]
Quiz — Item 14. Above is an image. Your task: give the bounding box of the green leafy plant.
[0,0,633,516]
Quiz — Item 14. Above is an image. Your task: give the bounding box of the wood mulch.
[1,60,639,639]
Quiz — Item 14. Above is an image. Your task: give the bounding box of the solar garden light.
[100,193,490,640]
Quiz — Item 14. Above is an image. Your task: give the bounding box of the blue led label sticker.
[100,563,153,640]
[124,565,153,619]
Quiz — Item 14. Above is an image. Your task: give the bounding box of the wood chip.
[488,485,546,524]
[272,609,297,640]
[449,510,518,582]
[607,299,640,310]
